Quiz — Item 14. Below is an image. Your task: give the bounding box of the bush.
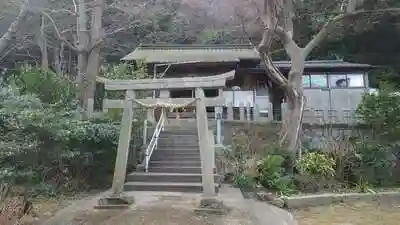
[356,84,400,185]
[8,65,76,105]
[296,152,336,179]
[357,84,400,142]
[351,140,394,186]
[295,152,336,192]
[256,155,295,195]
[0,65,145,194]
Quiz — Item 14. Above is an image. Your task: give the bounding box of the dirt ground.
[29,191,256,225]
[295,201,400,225]
[69,195,254,225]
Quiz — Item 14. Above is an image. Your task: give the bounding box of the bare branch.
[40,11,79,52]
[304,7,400,56]
[0,0,29,56]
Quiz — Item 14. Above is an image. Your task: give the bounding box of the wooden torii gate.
[96,70,235,208]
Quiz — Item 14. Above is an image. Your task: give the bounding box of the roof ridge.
[137,44,255,50]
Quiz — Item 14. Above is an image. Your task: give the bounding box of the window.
[329,74,348,88]
[310,74,328,88]
[302,75,311,88]
[302,74,328,88]
[347,74,365,87]
[329,73,365,88]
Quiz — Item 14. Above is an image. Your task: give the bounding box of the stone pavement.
[41,185,297,225]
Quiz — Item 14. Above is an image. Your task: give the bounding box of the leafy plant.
[256,155,295,194]
[232,173,255,189]
[8,65,76,105]
[354,176,374,193]
[296,152,336,179]
[0,84,143,192]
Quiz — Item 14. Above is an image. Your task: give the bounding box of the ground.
[70,195,254,225]
[36,186,293,225]
[295,201,400,225]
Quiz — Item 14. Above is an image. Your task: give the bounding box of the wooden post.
[239,102,245,120]
[215,106,223,145]
[227,102,233,120]
[208,130,216,173]
[195,88,216,198]
[336,109,343,124]
[87,98,94,117]
[246,103,251,121]
[102,100,109,114]
[281,102,288,120]
[111,90,135,195]
[146,96,155,123]
[268,103,274,121]
[254,104,260,121]
[143,120,148,146]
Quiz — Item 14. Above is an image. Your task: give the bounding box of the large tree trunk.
[0,0,29,56]
[285,57,306,152]
[39,15,48,69]
[76,0,90,106]
[84,0,104,107]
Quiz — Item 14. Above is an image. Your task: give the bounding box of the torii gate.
[96,70,235,208]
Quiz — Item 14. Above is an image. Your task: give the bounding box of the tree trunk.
[0,0,29,56]
[39,15,49,69]
[54,42,65,76]
[84,0,104,107]
[284,56,306,152]
[76,0,90,105]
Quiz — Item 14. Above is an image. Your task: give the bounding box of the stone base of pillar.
[94,194,134,210]
[194,197,229,215]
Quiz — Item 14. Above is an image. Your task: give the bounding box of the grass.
[295,201,400,225]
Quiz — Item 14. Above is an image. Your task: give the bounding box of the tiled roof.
[121,44,260,63]
[122,44,373,69]
[268,60,372,69]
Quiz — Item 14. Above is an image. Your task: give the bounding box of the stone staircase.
[125,125,219,193]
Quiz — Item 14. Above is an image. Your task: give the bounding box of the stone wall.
[208,120,370,152]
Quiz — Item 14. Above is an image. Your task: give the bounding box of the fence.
[165,102,360,125]
[88,98,361,125]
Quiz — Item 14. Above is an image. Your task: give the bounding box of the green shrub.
[8,65,76,105]
[232,173,255,189]
[351,140,394,186]
[296,152,336,179]
[295,152,336,192]
[256,155,295,194]
[357,85,400,142]
[0,86,143,193]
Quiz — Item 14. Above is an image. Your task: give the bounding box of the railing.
[144,108,166,172]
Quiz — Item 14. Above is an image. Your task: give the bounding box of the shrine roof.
[121,44,259,63]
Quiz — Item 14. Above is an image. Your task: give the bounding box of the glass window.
[310,74,328,88]
[347,74,365,87]
[329,74,347,88]
[302,75,311,88]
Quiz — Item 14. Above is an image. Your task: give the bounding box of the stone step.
[158,142,199,147]
[161,130,198,135]
[158,139,199,144]
[124,182,219,193]
[149,166,202,174]
[151,154,201,161]
[158,138,199,143]
[126,172,219,183]
[150,160,201,167]
[153,149,200,154]
[154,147,200,154]
[158,134,198,138]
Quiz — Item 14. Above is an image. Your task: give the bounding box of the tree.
[0,0,29,57]
[239,0,400,154]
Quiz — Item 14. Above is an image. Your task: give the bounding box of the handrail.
[144,108,166,172]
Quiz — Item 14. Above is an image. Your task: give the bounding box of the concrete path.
[41,185,297,225]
